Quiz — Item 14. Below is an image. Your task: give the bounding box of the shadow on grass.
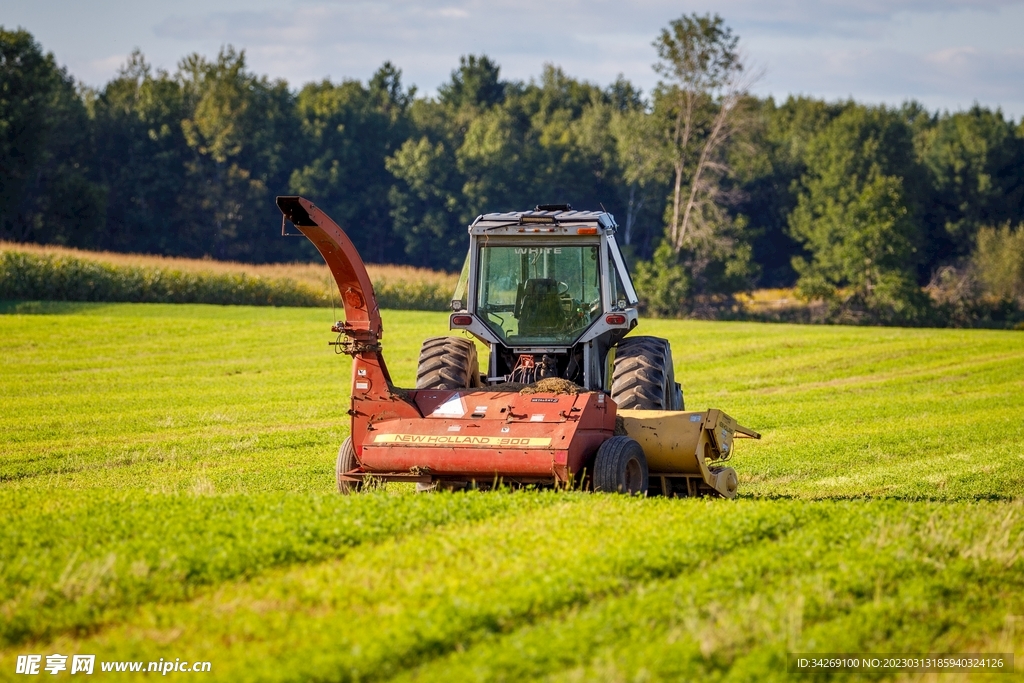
[736,491,1020,502]
[0,300,115,315]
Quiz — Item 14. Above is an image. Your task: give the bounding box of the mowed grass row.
[637,318,1024,500]
[5,305,1022,499]
[2,306,546,646]
[2,303,1024,681]
[26,498,1024,682]
[0,490,566,648]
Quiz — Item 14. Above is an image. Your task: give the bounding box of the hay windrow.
[468,378,582,394]
[484,382,529,392]
[519,378,582,395]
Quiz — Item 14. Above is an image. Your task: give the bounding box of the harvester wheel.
[611,336,683,410]
[416,337,482,390]
[593,436,649,495]
[336,437,361,495]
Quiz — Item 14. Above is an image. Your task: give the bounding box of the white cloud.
[754,43,1024,115]
[4,0,1023,116]
[434,7,470,18]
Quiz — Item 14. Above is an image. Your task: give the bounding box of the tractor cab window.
[451,253,470,310]
[476,245,602,345]
[609,253,627,309]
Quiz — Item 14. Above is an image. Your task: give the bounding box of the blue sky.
[5,0,1024,118]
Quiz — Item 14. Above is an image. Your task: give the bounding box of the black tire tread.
[415,336,481,390]
[611,336,682,410]
[593,436,648,495]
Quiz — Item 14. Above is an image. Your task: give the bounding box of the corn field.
[0,243,457,311]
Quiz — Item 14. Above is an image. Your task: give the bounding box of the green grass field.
[2,303,1024,681]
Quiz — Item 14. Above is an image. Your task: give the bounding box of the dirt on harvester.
[482,382,528,392]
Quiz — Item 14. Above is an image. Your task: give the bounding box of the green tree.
[464,64,611,215]
[92,51,192,254]
[730,96,853,287]
[385,56,504,270]
[388,60,627,270]
[290,63,412,264]
[789,106,931,323]
[386,135,464,269]
[387,64,518,270]
[177,47,299,261]
[632,242,690,316]
[437,55,504,109]
[0,27,104,245]
[652,13,748,253]
[606,92,668,256]
[631,13,757,309]
[915,106,1024,263]
[973,222,1024,305]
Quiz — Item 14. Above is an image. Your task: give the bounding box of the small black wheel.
[336,436,361,495]
[416,337,482,390]
[593,436,648,495]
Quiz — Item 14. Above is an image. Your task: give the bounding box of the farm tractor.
[277,196,759,496]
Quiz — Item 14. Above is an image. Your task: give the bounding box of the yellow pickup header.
[373,434,552,448]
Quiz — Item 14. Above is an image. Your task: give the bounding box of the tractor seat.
[518,278,565,336]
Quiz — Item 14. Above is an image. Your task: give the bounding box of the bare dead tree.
[653,14,756,254]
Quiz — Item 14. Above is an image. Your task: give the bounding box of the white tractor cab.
[417,203,683,411]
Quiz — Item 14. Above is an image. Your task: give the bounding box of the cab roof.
[469,209,617,236]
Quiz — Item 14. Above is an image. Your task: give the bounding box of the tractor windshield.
[476,244,602,345]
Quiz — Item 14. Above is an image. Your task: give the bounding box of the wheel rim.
[624,457,642,494]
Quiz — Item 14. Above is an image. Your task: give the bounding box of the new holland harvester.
[277,196,759,496]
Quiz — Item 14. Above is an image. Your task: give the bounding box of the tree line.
[2,18,1023,324]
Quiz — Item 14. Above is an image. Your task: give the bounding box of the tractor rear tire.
[593,436,648,495]
[611,336,684,410]
[416,337,482,390]
[336,436,361,495]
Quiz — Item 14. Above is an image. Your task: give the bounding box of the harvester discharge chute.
[277,196,759,497]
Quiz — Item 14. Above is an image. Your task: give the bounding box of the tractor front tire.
[593,436,649,495]
[416,337,482,390]
[336,436,361,495]
[611,336,683,410]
